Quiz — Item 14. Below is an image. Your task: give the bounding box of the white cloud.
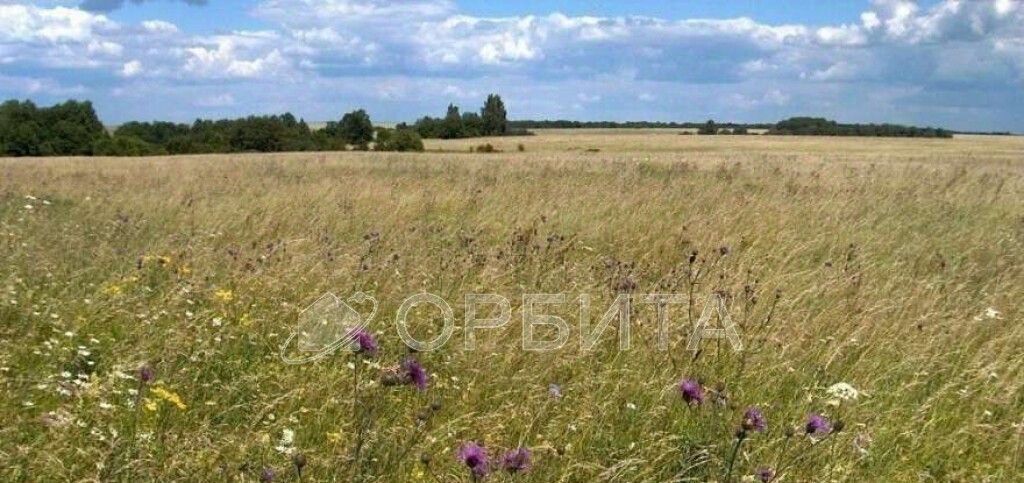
[182,33,291,79]
[141,20,178,34]
[120,59,142,77]
[0,4,113,43]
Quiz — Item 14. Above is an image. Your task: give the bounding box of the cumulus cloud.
[182,32,291,79]
[0,4,114,43]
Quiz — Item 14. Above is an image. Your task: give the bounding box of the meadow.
[1,131,1022,481]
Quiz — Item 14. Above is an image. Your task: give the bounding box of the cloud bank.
[0,0,1022,130]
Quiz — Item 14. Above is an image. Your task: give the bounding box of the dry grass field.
[1,130,1023,481]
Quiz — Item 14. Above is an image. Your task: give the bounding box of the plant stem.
[725,432,746,482]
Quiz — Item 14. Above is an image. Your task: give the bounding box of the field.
[2,131,1023,481]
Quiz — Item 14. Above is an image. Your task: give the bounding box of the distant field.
[1,131,1022,481]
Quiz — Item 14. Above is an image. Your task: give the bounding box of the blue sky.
[2,0,1022,130]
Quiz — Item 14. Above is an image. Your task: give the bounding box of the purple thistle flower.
[742,407,767,433]
[678,378,704,405]
[138,365,154,384]
[457,442,489,478]
[403,357,428,391]
[805,413,832,437]
[755,467,776,482]
[259,467,275,483]
[349,327,378,355]
[501,447,532,473]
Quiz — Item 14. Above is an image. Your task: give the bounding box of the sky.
[1,0,1022,131]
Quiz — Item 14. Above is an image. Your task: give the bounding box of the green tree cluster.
[769,117,952,138]
[413,94,531,139]
[0,100,106,156]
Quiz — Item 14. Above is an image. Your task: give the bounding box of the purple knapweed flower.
[349,327,378,355]
[678,378,704,405]
[501,447,532,473]
[457,442,489,478]
[138,365,154,384]
[755,467,776,482]
[742,407,767,433]
[403,357,428,391]
[805,413,832,437]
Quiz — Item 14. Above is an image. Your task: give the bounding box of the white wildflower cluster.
[826,382,859,406]
[275,428,296,455]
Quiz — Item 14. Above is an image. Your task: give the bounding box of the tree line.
[509,120,775,130]
[0,100,430,157]
[766,117,952,138]
[2,97,970,157]
[409,94,531,139]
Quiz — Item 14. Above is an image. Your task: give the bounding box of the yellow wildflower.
[214,289,234,303]
[103,284,122,296]
[326,431,343,443]
[144,398,158,412]
[150,386,187,410]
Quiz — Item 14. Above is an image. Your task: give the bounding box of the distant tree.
[42,100,105,155]
[337,109,374,149]
[93,135,166,156]
[376,128,424,152]
[698,120,717,135]
[480,94,508,136]
[732,126,749,135]
[442,104,465,139]
[0,100,42,156]
[461,112,483,137]
[115,121,190,146]
[0,99,105,156]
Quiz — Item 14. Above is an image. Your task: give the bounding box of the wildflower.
[403,357,428,391]
[260,467,275,482]
[805,413,831,437]
[457,442,489,478]
[349,327,378,356]
[826,382,858,402]
[548,383,562,399]
[678,378,704,405]
[742,407,767,433]
[214,289,234,302]
[755,467,776,482]
[275,428,295,455]
[150,386,186,410]
[502,447,532,473]
[139,365,155,384]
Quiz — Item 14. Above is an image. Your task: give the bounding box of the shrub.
[93,135,166,156]
[376,128,424,152]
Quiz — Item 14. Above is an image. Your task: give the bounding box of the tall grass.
[1,133,1022,481]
